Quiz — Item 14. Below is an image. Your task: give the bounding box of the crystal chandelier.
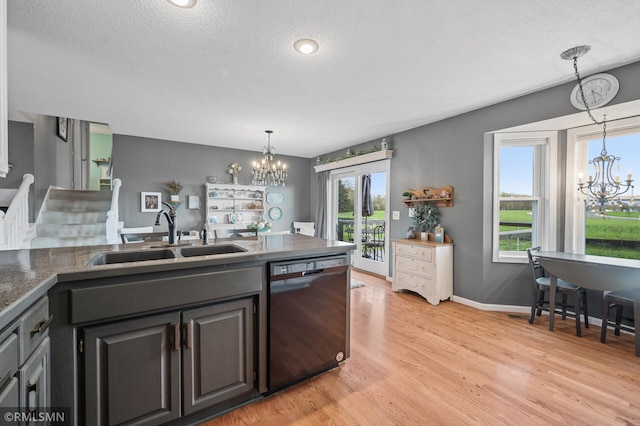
[561,45,634,210]
[251,130,288,186]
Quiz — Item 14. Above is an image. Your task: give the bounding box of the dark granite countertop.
[0,235,356,331]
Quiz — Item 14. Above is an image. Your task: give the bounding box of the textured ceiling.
[7,0,640,158]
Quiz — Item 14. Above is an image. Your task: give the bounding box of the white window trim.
[565,116,640,254]
[492,131,557,263]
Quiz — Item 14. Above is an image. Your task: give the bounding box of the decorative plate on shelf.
[268,207,282,221]
[266,192,284,205]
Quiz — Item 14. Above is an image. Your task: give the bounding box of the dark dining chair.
[527,247,589,337]
[214,228,258,239]
[600,290,635,343]
[363,223,385,261]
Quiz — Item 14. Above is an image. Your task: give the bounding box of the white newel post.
[106,178,122,244]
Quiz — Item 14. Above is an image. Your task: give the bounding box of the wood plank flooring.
[203,270,640,425]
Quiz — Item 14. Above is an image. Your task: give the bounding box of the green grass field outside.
[338,210,386,220]
[499,209,640,259]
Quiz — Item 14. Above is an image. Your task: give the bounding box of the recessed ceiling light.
[294,39,319,55]
[167,0,197,8]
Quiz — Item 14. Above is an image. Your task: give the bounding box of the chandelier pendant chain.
[564,45,634,210]
[572,56,606,126]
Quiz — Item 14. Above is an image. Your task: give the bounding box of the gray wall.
[4,121,34,189]
[313,59,640,308]
[3,121,34,221]
[112,135,312,232]
[3,115,74,219]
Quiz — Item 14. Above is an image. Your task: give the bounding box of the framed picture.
[188,195,200,209]
[141,192,161,212]
[57,117,68,142]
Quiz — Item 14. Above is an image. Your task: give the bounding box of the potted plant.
[412,204,440,241]
[165,179,183,201]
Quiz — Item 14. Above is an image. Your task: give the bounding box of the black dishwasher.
[268,255,349,392]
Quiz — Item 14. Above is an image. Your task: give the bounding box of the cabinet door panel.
[19,337,50,415]
[183,298,254,415]
[84,312,180,426]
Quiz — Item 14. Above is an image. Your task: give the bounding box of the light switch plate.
[392,210,400,220]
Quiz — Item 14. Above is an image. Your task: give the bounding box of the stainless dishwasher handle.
[302,269,324,276]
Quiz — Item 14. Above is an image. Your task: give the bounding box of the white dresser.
[392,239,453,305]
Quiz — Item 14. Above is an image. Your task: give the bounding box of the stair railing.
[106,178,122,244]
[0,173,35,249]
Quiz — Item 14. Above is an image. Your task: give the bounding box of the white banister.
[0,173,34,249]
[106,178,122,244]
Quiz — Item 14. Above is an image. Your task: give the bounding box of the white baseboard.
[451,295,604,328]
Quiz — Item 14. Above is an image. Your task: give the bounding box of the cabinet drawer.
[395,243,433,261]
[395,255,433,278]
[0,333,18,389]
[0,377,19,407]
[19,297,51,364]
[71,267,262,324]
[395,271,432,292]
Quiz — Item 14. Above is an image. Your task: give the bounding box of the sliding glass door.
[328,161,390,276]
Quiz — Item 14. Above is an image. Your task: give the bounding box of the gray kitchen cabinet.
[183,298,254,415]
[83,312,181,426]
[0,295,51,418]
[19,337,50,419]
[82,298,255,425]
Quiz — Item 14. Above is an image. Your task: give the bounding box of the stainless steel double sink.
[87,244,247,266]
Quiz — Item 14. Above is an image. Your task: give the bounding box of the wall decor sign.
[188,195,200,209]
[141,192,162,212]
[57,117,68,142]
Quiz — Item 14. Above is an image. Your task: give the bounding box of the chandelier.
[561,45,634,209]
[251,130,288,186]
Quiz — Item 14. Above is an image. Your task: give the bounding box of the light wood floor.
[203,270,640,425]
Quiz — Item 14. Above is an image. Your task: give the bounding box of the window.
[565,116,640,259]
[493,132,557,262]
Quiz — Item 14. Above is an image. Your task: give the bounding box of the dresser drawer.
[19,297,52,364]
[395,255,433,278]
[395,243,433,261]
[394,271,433,293]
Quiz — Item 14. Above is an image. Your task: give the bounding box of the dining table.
[535,251,640,356]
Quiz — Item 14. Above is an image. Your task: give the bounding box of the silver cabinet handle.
[30,315,53,337]
[172,323,180,351]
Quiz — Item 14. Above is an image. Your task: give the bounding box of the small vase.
[170,195,179,202]
[232,175,238,185]
[420,231,428,241]
[406,227,415,239]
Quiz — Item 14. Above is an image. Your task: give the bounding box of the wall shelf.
[314,150,393,172]
[402,185,454,207]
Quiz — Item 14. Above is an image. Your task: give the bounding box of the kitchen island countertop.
[0,234,356,331]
